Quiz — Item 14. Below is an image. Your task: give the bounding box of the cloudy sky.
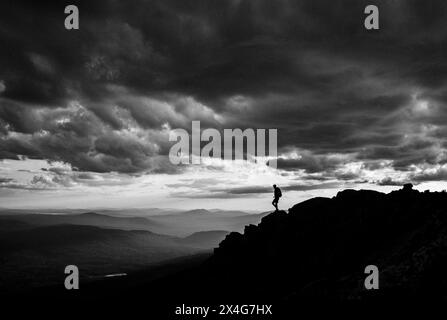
[1,0,447,210]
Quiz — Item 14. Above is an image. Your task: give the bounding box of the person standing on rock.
[272,184,282,211]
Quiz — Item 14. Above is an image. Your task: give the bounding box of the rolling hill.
[0,209,266,237]
[0,223,228,293]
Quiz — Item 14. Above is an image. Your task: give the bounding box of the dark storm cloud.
[0,177,14,183]
[2,0,447,178]
[0,98,182,173]
[376,177,408,186]
[411,168,447,182]
[277,152,348,173]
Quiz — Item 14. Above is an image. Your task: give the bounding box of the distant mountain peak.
[183,209,211,215]
[79,212,103,216]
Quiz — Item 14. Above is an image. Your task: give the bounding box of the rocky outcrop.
[206,186,447,300]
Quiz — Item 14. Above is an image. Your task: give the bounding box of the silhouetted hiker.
[272,184,282,211]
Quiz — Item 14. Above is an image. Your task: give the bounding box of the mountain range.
[52,185,447,315]
[5,185,447,316]
[0,208,263,292]
[0,208,267,236]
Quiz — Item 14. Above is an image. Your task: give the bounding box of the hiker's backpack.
[277,188,282,198]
